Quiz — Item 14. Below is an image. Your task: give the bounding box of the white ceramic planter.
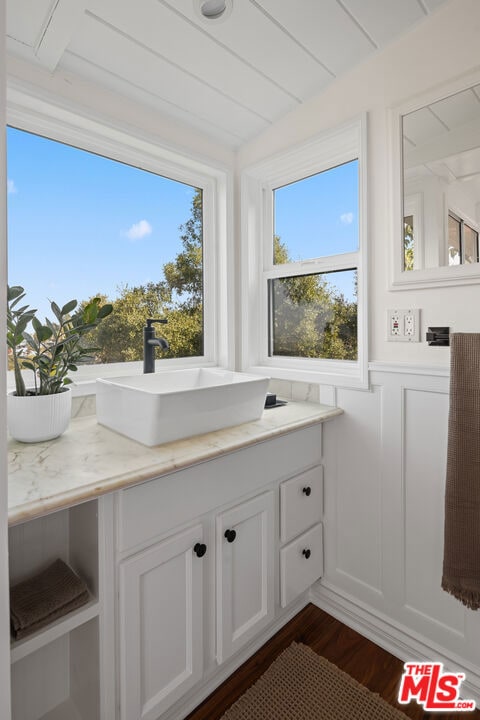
[7,387,72,443]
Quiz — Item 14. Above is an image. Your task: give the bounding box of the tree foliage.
[271,236,357,361]
[80,190,356,365]
[83,189,203,362]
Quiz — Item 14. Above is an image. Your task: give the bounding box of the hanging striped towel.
[442,333,480,610]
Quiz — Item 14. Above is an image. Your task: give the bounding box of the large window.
[7,126,209,370]
[241,117,367,387]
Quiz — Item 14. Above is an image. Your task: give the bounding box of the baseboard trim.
[309,583,480,703]
[164,595,310,720]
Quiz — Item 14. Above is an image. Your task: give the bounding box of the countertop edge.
[8,404,342,525]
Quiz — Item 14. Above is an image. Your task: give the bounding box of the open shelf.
[11,596,99,664]
[9,501,101,720]
[11,617,100,720]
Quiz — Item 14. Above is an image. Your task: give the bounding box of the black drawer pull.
[302,548,311,559]
[193,543,207,558]
[224,529,237,543]
[302,486,312,496]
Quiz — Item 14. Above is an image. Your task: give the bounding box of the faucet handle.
[145,318,168,328]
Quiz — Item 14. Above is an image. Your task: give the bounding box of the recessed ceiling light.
[201,1,226,18]
[194,0,233,22]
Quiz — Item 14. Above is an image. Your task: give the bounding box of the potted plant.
[7,285,112,442]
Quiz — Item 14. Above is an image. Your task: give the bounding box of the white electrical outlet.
[390,310,401,336]
[387,309,420,342]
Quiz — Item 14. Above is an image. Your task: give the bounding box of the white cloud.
[125,219,152,240]
[7,179,18,195]
[340,212,353,225]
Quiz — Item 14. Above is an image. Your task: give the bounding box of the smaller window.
[448,210,479,266]
[268,159,359,363]
[241,116,366,387]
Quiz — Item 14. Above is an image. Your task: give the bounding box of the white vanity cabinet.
[115,423,324,720]
[216,491,275,664]
[118,524,205,720]
[7,407,338,720]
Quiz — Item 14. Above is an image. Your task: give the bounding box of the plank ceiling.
[7,0,450,149]
[404,84,480,193]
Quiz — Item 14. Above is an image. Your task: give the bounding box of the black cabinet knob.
[194,543,207,558]
[302,548,311,559]
[224,529,237,543]
[302,486,312,496]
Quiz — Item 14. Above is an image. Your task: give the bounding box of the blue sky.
[7,128,357,320]
[7,126,197,321]
[274,160,358,301]
[274,159,359,260]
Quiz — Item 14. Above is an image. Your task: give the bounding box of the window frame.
[240,115,368,388]
[6,86,232,394]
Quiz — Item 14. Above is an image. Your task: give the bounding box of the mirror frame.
[389,68,480,290]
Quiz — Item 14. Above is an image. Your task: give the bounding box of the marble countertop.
[8,402,342,525]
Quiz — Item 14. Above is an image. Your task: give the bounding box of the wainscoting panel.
[315,364,480,699]
[323,384,384,603]
[403,387,464,636]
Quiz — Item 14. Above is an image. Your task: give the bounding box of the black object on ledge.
[265,392,288,409]
[426,327,450,346]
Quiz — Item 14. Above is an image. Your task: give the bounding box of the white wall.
[238,0,480,366]
[313,365,480,700]
[0,0,12,715]
[239,0,480,694]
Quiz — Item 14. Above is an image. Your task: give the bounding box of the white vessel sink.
[96,368,269,446]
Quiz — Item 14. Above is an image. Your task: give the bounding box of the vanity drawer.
[280,466,323,543]
[280,523,323,608]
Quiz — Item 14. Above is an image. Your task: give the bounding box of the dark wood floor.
[186,604,480,720]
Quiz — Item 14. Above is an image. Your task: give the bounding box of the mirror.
[402,83,480,274]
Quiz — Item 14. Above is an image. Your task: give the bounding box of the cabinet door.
[216,492,275,664]
[119,524,205,720]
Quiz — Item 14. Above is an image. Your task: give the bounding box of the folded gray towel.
[10,558,90,640]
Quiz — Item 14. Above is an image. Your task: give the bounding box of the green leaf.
[61,299,77,315]
[39,325,54,343]
[82,303,98,324]
[63,378,73,385]
[22,332,38,351]
[50,301,62,322]
[13,303,31,315]
[32,317,54,343]
[22,361,36,371]
[67,364,78,371]
[97,304,113,319]
[7,286,24,302]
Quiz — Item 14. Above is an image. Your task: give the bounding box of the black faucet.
[143,318,169,373]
